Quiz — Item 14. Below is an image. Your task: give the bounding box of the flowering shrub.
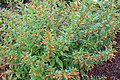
[0,0,119,80]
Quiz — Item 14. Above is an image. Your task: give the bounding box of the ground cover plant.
[0,0,120,80]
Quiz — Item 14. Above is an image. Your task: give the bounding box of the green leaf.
[0,18,2,24]
[55,56,63,68]
[50,59,55,67]
[9,74,13,80]
[2,76,6,80]
[16,73,21,79]
[6,70,12,74]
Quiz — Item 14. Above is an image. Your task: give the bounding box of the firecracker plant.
[0,0,120,80]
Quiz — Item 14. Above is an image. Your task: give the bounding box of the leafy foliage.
[0,0,119,80]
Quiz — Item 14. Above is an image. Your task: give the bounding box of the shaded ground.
[88,32,120,80]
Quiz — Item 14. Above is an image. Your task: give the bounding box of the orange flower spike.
[74,5,78,11]
[113,41,117,45]
[25,34,28,37]
[110,27,115,30]
[108,53,116,60]
[0,74,2,78]
[83,55,90,59]
[20,33,23,37]
[80,15,86,20]
[1,27,5,31]
[107,32,112,35]
[2,14,6,17]
[47,1,50,4]
[66,36,70,40]
[41,39,47,44]
[10,55,14,60]
[17,21,20,26]
[10,27,13,30]
[98,28,101,31]
[67,74,72,78]
[109,18,116,25]
[9,7,12,10]
[68,30,72,35]
[29,70,34,74]
[100,53,105,57]
[52,48,56,53]
[36,6,39,10]
[64,74,68,80]
[48,44,52,49]
[72,71,79,75]
[97,55,101,59]
[47,15,51,18]
[34,72,38,76]
[22,54,25,59]
[55,11,59,14]
[23,56,28,60]
[86,42,90,45]
[5,43,9,46]
[111,18,116,21]
[111,37,115,40]
[102,36,106,38]
[100,24,105,28]
[29,60,33,65]
[23,18,27,21]
[52,4,56,7]
[114,13,119,17]
[19,46,22,50]
[32,33,37,37]
[36,13,41,17]
[55,0,59,2]
[103,77,107,80]
[89,64,93,68]
[91,3,96,8]
[53,75,59,79]
[32,4,37,8]
[105,44,109,46]
[52,21,55,25]
[45,53,50,59]
[114,30,119,34]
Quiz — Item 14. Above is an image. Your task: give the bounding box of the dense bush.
[0,0,119,80]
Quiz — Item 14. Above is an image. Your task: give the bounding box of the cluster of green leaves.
[0,0,31,5]
[0,0,119,80]
[0,0,22,3]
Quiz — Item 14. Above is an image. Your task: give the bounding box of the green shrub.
[0,0,119,80]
